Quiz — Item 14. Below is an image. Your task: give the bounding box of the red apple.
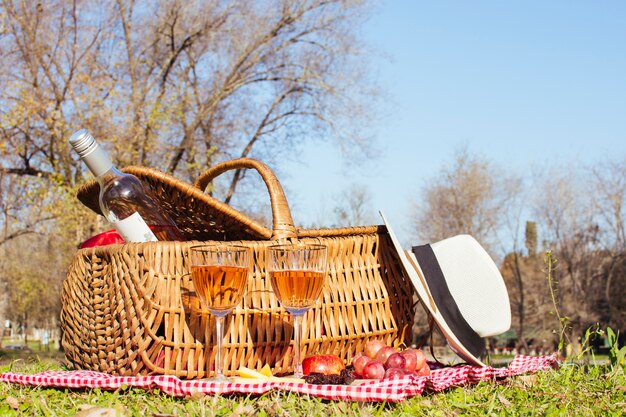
[301,354,345,376]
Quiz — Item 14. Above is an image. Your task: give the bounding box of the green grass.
[1,355,625,416]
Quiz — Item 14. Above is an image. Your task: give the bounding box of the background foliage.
[0,0,375,336]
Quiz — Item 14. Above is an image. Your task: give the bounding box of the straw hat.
[381,212,511,366]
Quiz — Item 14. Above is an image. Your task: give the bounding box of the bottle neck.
[69,129,115,178]
[82,145,115,179]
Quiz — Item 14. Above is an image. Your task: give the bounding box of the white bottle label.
[113,212,158,242]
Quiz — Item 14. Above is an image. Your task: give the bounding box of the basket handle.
[194,158,297,241]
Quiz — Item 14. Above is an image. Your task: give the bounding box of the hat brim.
[380,212,487,366]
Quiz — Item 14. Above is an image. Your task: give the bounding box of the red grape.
[384,352,406,370]
[400,350,417,371]
[362,360,385,379]
[414,349,427,370]
[416,363,431,376]
[364,340,387,359]
[384,367,407,379]
[375,346,397,364]
[351,352,372,376]
[404,348,427,370]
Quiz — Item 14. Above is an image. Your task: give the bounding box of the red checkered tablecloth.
[0,354,559,402]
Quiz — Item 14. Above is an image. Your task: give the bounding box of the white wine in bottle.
[69,129,184,242]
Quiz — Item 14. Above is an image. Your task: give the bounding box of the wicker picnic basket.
[61,158,416,378]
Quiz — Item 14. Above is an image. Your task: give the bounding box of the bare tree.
[500,234,553,353]
[532,166,606,353]
[332,183,376,227]
[409,147,511,252]
[0,0,376,241]
[0,0,378,334]
[0,233,71,344]
[591,157,626,251]
[0,0,375,183]
[589,158,626,331]
[0,173,57,247]
[497,176,532,353]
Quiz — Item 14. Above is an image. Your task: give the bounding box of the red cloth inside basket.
[80,229,125,248]
[79,225,175,248]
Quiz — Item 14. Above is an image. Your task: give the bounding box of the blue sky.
[281,1,626,243]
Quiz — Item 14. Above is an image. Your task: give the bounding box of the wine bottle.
[69,129,184,242]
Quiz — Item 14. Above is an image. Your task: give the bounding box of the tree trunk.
[512,252,529,354]
[23,311,28,347]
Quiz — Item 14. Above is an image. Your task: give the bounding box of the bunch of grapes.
[351,340,431,379]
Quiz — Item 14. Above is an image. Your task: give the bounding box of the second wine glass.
[267,243,328,378]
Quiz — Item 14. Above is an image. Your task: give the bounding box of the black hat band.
[412,244,486,360]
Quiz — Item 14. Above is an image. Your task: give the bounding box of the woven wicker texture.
[62,158,416,378]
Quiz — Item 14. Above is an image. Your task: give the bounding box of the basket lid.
[76,166,272,241]
[77,159,388,242]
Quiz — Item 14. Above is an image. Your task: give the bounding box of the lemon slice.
[260,364,273,378]
[237,366,267,379]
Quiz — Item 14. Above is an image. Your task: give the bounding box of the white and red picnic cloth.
[0,354,558,402]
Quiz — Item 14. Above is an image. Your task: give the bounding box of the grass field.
[1,347,624,416]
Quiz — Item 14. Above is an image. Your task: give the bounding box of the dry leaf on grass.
[5,396,19,410]
[508,374,538,388]
[419,399,433,407]
[231,403,255,416]
[187,390,207,401]
[73,406,120,417]
[497,394,512,408]
[518,375,538,386]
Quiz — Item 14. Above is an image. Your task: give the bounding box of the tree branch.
[0,167,54,179]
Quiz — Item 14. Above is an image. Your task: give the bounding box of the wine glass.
[267,243,328,378]
[188,245,250,381]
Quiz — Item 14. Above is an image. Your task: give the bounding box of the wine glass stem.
[293,313,304,378]
[214,315,226,379]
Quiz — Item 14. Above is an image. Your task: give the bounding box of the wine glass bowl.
[267,243,328,378]
[269,267,325,314]
[188,245,250,381]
